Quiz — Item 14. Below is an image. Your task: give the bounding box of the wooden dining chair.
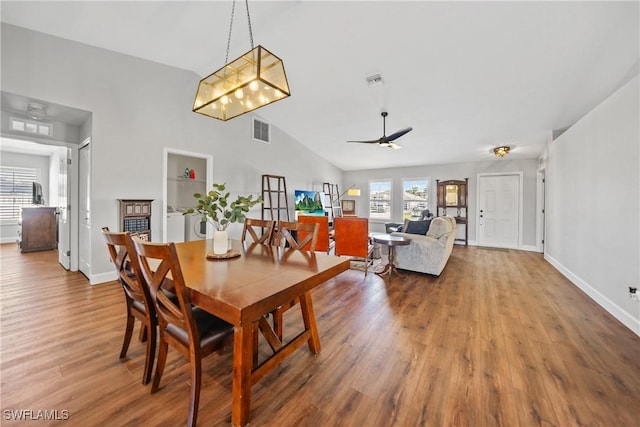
[272,220,319,251]
[241,218,275,244]
[132,238,234,427]
[102,227,156,385]
[270,220,319,339]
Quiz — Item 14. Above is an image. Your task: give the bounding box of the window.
[10,117,52,137]
[402,178,430,220]
[369,180,392,220]
[0,166,39,220]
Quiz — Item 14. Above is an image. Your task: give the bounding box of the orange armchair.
[298,214,331,253]
[334,217,373,275]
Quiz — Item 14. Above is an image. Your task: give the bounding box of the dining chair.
[241,218,275,244]
[102,227,156,385]
[270,220,319,339]
[272,220,319,251]
[132,238,234,427]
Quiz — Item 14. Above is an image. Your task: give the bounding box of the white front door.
[57,146,71,269]
[478,174,520,248]
[78,144,91,278]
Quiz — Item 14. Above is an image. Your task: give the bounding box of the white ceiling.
[2,1,638,171]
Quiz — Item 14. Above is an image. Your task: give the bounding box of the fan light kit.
[347,112,412,149]
[494,146,511,157]
[193,0,290,121]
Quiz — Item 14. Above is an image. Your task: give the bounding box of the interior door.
[57,146,71,269]
[478,174,519,248]
[78,144,91,278]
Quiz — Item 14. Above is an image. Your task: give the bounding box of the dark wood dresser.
[18,207,57,253]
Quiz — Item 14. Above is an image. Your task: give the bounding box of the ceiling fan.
[347,112,412,149]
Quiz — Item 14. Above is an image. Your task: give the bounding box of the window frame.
[368,179,393,222]
[401,177,431,221]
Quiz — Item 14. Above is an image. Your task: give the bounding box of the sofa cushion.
[404,219,431,235]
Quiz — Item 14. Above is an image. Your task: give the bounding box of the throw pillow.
[404,219,430,235]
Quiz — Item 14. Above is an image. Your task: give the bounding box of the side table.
[372,234,411,278]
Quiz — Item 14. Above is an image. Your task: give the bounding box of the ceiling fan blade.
[386,127,413,141]
[347,139,382,144]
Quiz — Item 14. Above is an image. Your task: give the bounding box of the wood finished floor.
[1,243,639,426]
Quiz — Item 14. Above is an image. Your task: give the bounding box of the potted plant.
[184,183,262,254]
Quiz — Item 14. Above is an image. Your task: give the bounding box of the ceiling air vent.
[366,73,384,88]
[253,117,270,144]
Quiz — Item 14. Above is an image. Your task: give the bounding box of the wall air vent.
[252,117,270,144]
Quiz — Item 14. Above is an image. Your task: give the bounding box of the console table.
[18,207,57,253]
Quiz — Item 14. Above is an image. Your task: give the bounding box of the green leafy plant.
[183,183,262,231]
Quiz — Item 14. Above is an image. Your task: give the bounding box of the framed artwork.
[341,199,356,215]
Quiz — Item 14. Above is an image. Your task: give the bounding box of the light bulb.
[249,80,259,92]
[246,100,254,109]
[220,95,229,105]
[235,88,244,99]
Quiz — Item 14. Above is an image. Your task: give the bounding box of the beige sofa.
[391,216,457,276]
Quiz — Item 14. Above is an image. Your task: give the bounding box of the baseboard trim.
[90,271,117,285]
[544,253,640,337]
[0,237,18,244]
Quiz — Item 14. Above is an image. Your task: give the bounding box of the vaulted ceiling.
[2,1,638,171]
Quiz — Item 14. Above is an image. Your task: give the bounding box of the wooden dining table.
[173,238,350,427]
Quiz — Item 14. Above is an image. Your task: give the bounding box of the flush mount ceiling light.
[193,0,290,121]
[493,146,511,158]
[26,102,47,120]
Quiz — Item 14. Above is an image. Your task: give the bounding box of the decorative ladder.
[323,182,342,221]
[262,174,290,224]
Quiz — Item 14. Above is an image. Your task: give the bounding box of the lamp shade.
[193,45,290,121]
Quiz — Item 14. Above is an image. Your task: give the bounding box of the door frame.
[78,140,91,278]
[162,148,213,242]
[536,169,545,253]
[475,172,523,249]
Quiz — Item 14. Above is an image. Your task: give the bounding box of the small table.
[372,234,411,278]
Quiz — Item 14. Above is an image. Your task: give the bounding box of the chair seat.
[165,308,234,348]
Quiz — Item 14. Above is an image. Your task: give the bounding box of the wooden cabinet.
[18,207,57,253]
[118,199,153,241]
[436,178,469,246]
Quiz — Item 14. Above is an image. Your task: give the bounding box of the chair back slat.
[133,239,198,343]
[241,218,275,244]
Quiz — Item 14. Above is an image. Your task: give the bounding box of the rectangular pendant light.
[193,45,290,121]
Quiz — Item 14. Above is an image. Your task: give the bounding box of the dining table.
[173,238,350,427]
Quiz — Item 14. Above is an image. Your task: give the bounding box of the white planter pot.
[213,230,229,254]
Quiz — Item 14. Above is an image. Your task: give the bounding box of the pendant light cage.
[193,1,290,121]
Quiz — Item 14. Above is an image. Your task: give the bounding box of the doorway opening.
[162,148,213,242]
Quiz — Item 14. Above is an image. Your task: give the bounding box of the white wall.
[344,158,540,249]
[1,24,343,283]
[544,74,639,335]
